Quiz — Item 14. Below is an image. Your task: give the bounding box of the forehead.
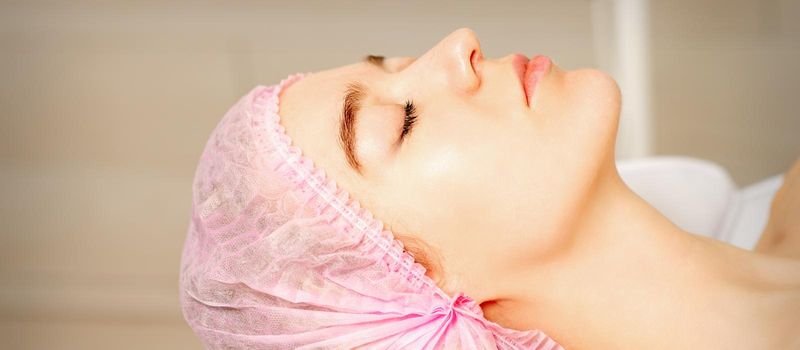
[283,62,368,113]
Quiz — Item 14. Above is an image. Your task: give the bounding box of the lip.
[514,54,551,107]
[511,53,529,97]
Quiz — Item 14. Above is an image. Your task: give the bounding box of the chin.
[571,68,621,106]
[567,68,622,177]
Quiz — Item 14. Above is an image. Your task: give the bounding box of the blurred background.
[1,1,798,349]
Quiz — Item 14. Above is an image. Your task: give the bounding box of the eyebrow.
[365,55,386,70]
[338,56,387,175]
[340,82,366,174]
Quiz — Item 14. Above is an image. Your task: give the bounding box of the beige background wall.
[651,0,800,185]
[0,1,797,349]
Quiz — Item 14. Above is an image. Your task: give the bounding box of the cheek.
[399,134,556,267]
[402,122,536,220]
[417,145,462,183]
[387,122,489,221]
[399,105,543,212]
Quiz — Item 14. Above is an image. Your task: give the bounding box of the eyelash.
[401,100,418,140]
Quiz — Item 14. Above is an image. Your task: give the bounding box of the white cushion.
[717,175,783,250]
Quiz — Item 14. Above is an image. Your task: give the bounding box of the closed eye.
[400,100,418,140]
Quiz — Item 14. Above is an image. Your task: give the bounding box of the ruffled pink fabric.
[179,73,565,349]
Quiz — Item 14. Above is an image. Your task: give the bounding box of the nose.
[419,28,483,92]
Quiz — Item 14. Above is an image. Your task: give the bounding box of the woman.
[180,28,800,349]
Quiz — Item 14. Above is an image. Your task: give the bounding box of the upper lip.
[511,54,530,105]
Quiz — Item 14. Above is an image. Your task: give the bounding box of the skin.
[756,159,800,258]
[278,28,800,349]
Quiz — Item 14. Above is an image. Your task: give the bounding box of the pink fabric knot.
[432,292,472,314]
[430,292,488,328]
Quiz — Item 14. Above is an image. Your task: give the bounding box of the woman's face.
[279,28,621,301]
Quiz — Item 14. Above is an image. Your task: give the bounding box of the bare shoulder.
[755,158,800,259]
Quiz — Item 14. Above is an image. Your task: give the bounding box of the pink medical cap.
[179,74,564,349]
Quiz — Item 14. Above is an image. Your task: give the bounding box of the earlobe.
[394,231,446,289]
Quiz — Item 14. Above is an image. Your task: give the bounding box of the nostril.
[469,49,480,74]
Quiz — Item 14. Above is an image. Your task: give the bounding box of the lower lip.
[523,55,551,107]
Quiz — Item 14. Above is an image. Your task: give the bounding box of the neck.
[488,169,800,349]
